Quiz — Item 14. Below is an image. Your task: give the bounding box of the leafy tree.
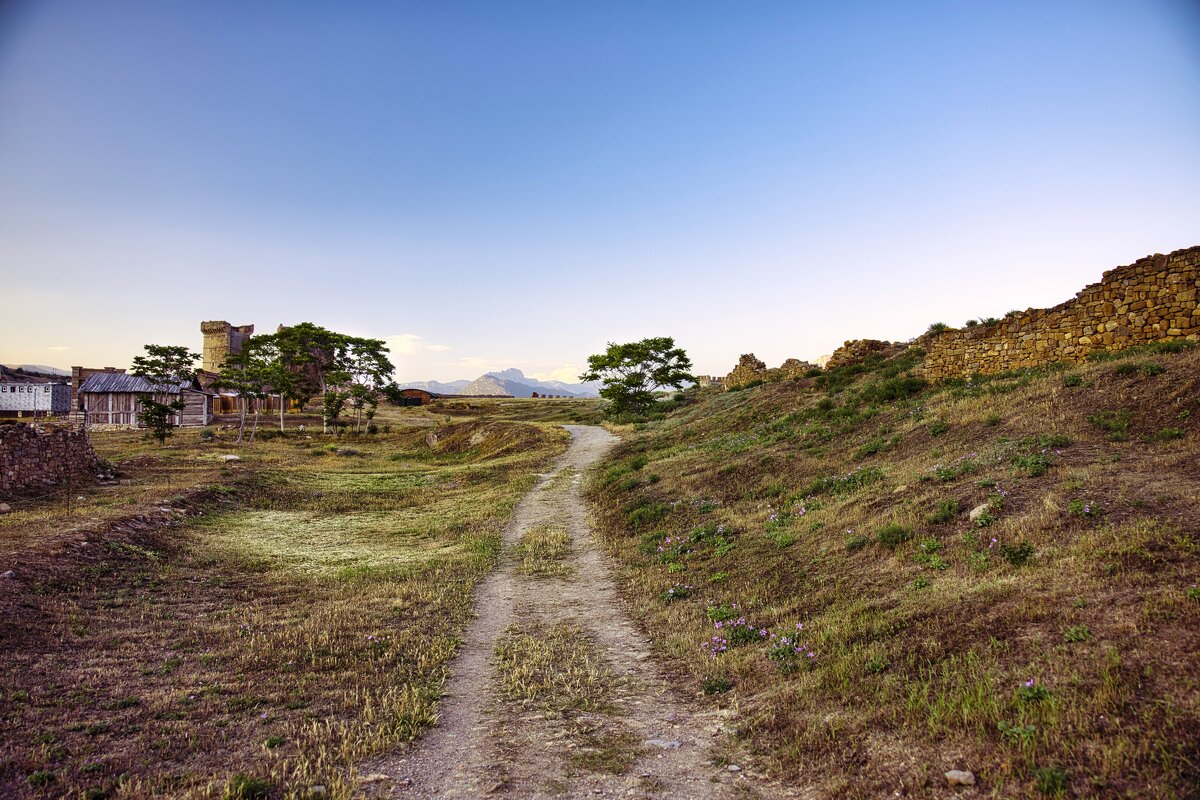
[214,337,273,444]
[270,324,394,433]
[580,337,694,416]
[129,344,200,445]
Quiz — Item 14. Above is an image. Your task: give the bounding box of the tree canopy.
[580,337,694,415]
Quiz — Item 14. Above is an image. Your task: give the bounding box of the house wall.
[80,391,213,427]
[0,383,72,415]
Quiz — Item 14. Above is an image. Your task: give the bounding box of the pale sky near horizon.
[1,1,1198,383]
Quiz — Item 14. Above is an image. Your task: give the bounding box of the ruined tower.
[200,321,255,373]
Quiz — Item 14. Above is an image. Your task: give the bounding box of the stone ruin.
[201,320,255,373]
[722,354,818,389]
[0,423,104,496]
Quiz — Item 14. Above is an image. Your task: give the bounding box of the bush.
[702,676,733,694]
[624,497,670,528]
[863,376,928,403]
[927,322,949,334]
[845,533,871,551]
[1000,541,1034,566]
[927,498,959,524]
[1087,409,1132,440]
[1062,373,1084,387]
[928,419,949,437]
[877,523,912,549]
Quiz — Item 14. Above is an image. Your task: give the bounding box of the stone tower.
[200,320,255,373]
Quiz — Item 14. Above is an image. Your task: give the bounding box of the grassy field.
[587,344,1200,798]
[0,400,585,799]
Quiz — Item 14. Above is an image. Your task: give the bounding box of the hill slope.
[587,343,1200,798]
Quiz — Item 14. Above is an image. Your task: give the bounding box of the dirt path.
[363,425,754,799]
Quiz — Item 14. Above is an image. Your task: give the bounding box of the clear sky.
[1,1,1198,382]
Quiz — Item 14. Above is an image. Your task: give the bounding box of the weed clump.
[876,523,912,550]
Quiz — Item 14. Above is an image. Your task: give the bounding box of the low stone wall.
[825,339,904,370]
[0,423,101,495]
[924,246,1200,380]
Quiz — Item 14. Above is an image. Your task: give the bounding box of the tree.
[580,337,694,416]
[129,344,200,445]
[214,337,273,444]
[270,324,394,433]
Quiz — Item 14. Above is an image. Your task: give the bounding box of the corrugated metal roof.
[78,373,198,394]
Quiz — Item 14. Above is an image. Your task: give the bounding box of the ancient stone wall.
[724,354,767,389]
[825,340,903,370]
[0,423,100,495]
[923,246,1200,380]
[723,355,819,389]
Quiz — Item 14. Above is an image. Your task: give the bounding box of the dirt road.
[365,425,752,799]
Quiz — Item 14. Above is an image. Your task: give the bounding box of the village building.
[0,382,72,418]
[78,373,214,427]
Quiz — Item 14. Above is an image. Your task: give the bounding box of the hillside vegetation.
[588,343,1200,798]
[0,405,569,799]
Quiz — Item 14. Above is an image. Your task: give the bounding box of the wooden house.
[78,373,214,427]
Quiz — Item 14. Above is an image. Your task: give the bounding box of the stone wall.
[201,320,255,373]
[0,423,100,495]
[924,246,1200,380]
[825,339,904,370]
[723,355,819,389]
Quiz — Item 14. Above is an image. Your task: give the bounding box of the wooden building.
[78,373,214,427]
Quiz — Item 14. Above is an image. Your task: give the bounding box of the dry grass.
[0,403,570,799]
[587,345,1200,798]
[513,526,574,577]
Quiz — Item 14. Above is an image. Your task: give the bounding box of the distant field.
[0,401,582,799]
[587,344,1200,799]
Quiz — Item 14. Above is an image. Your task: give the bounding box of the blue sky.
[1,1,1198,381]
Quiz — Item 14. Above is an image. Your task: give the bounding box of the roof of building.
[79,373,207,394]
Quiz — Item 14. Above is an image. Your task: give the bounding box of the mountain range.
[399,368,600,398]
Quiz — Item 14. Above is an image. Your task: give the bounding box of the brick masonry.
[0,423,101,495]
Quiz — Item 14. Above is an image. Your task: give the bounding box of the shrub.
[926,498,959,524]
[876,523,912,550]
[863,376,928,403]
[1062,373,1084,387]
[624,497,670,528]
[845,532,871,551]
[805,466,885,497]
[1067,499,1101,518]
[706,603,740,622]
[701,676,733,694]
[928,419,949,437]
[1013,452,1051,477]
[1088,409,1132,440]
[27,770,55,788]
[1016,680,1050,703]
[927,322,949,334]
[864,655,889,673]
[965,319,979,328]
[1000,541,1034,566]
[199,427,216,441]
[1154,427,1184,441]
[985,413,1002,426]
